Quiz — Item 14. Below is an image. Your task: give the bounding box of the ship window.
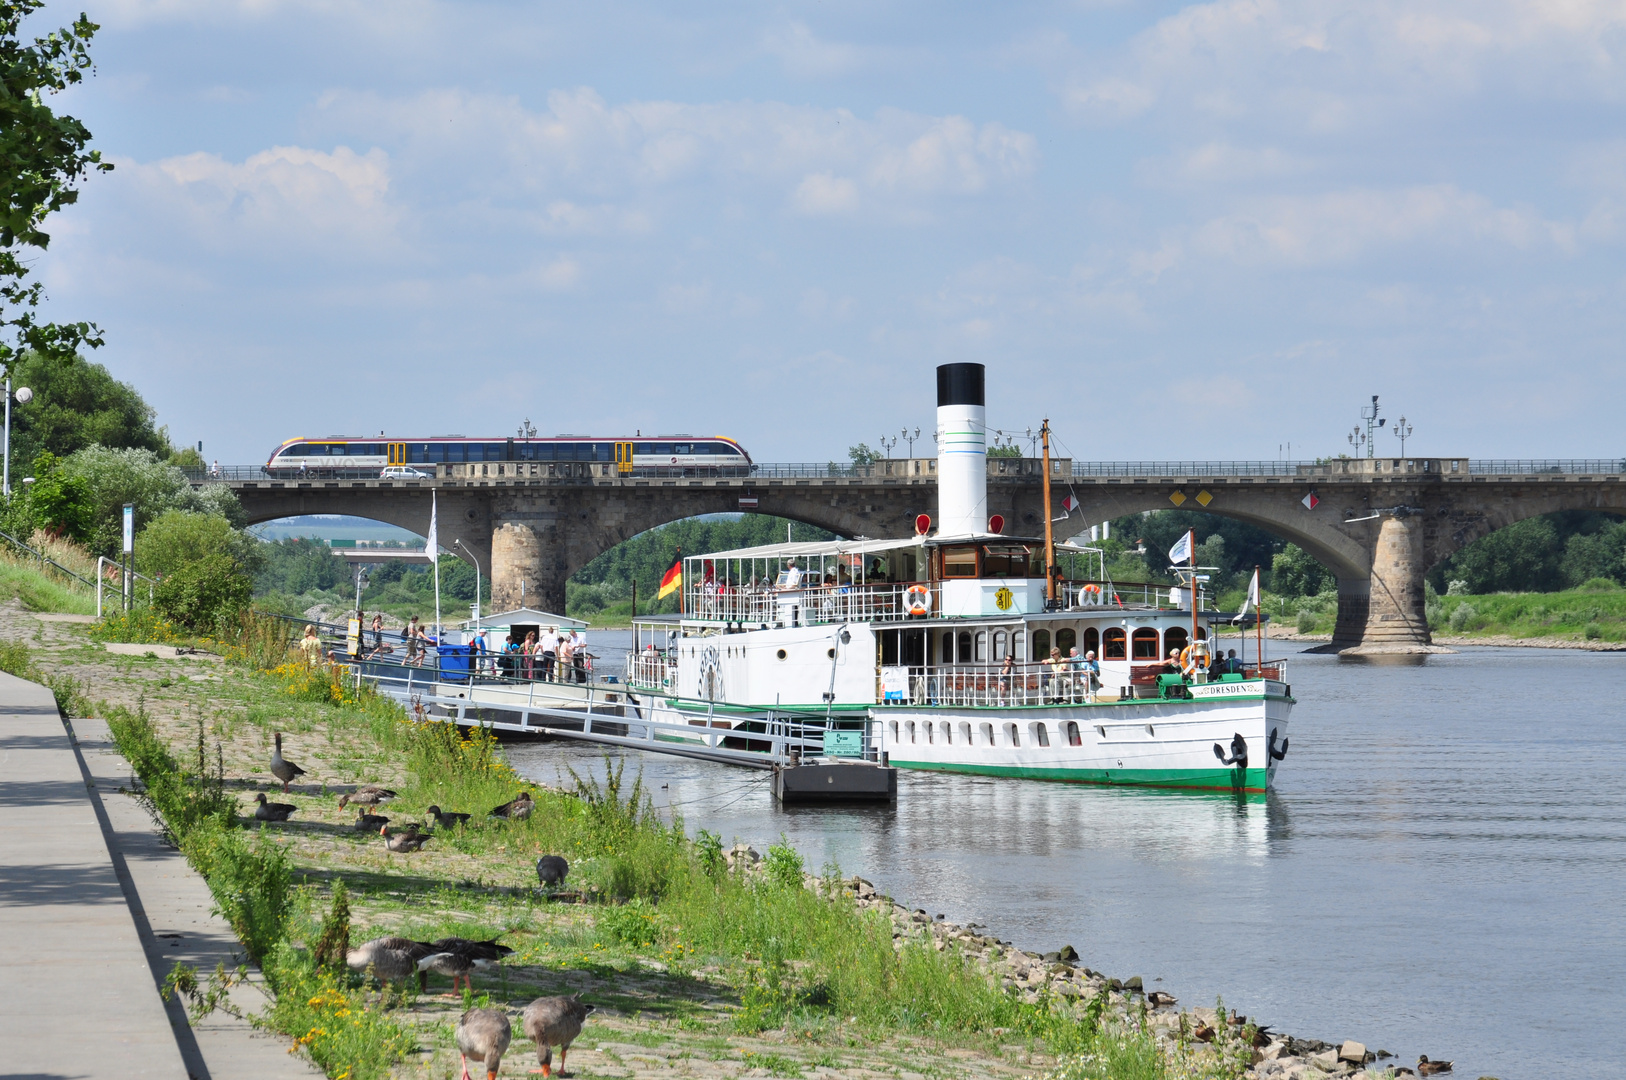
[959,722,972,745]
[941,631,955,663]
[906,721,916,744]
[1132,628,1161,660]
[889,721,898,744]
[982,544,1038,578]
[992,630,1007,661]
[925,722,934,744]
[980,722,994,746]
[941,721,953,745]
[1103,627,1127,659]
[1005,722,1020,747]
[1031,629,1051,661]
[1032,723,1050,748]
[1165,626,1189,655]
[957,632,972,663]
[1012,629,1025,660]
[1057,627,1076,656]
[974,631,987,663]
[1196,625,1208,640]
[1064,721,1082,747]
[942,546,979,578]
[1082,627,1099,656]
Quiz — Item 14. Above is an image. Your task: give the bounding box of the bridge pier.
[490,510,570,615]
[1329,514,1433,652]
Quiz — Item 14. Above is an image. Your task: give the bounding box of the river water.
[507,638,1625,1080]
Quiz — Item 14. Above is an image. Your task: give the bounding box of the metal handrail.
[95,556,158,618]
[1466,460,1625,475]
[0,527,99,589]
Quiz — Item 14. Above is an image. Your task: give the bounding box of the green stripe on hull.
[891,759,1269,793]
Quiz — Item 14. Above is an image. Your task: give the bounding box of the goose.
[419,938,513,993]
[270,732,306,793]
[254,792,297,822]
[522,994,594,1079]
[381,825,431,853]
[455,1007,512,1080]
[536,855,569,890]
[488,791,534,821]
[347,936,436,988]
[354,811,390,832]
[338,786,398,810]
[428,805,472,829]
[1417,1056,1453,1076]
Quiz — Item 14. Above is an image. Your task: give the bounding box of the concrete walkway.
[0,672,320,1079]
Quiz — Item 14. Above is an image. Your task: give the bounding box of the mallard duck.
[347,936,435,987]
[254,792,297,822]
[1192,1023,1215,1042]
[428,805,471,829]
[488,791,534,821]
[455,1007,512,1080]
[536,854,569,889]
[354,811,390,832]
[270,732,306,793]
[522,994,595,1079]
[381,825,431,853]
[339,786,398,810]
[1417,1056,1453,1076]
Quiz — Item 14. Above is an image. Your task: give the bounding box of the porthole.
[827,648,836,659]
[776,649,787,660]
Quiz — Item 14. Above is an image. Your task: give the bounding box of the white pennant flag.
[1233,567,1260,623]
[1167,529,1193,566]
[425,492,438,560]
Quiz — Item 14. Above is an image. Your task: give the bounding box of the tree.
[58,446,244,555]
[847,443,882,465]
[253,537,350,596]
[136,510,262,580]
[6,350,169,463]
[1271,544,1331,598]
[0,2,112,375]
[152,553,252,631]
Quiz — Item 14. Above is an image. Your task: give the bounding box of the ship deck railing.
[886,660,1289,709]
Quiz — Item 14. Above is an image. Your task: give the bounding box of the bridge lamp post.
[1393,416,1413,456]
[3,380,33,498]
[1347,426,1365,455]
[878,435,897,459]
[454,538,483,625]
[903,427,920,457]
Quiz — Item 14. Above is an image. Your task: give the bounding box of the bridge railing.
[1466,460,1625,475]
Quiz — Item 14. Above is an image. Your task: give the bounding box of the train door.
[615,441,634,475]
[387,443,405,465]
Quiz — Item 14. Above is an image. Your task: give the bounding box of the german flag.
[657,555,683,599]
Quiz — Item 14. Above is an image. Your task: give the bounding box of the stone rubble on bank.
[728,845,1394,1080]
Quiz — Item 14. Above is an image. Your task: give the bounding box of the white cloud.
[760,22,864,78]
[792,172,859,215]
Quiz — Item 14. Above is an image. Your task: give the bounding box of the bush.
[1585,621,1603,640]
[1295,608,1318,634]
[152,553,252,631]
[599,898,661,948]
[764,837,806,889]
[1448,602,1477,632]
[137,509,262,579]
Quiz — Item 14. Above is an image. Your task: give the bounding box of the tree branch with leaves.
[0,1,111,374]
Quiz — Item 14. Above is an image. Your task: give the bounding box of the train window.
[443,443,465,463]
[483,443,505,461]
[353,444,382,456]
[1103,627,1127,659]
[277,445,306,456]
[673,444,692,455]
[653,443,673,456]
[1132,627,1160,659]
[595,444,612,461]
[635,443,653,455]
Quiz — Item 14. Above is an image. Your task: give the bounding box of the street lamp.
[3,379,33,497]
[1393,415,1413,456]
[1347,426,1365,455]
[454,538,483,625]
[903,427,921,457]
[878,435,898,458]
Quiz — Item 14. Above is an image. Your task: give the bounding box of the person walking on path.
[370,612,384,651]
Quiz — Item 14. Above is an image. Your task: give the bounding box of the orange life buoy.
[906,584,931,616]
[1179,642,1210,678]
[1079,582,1102,606]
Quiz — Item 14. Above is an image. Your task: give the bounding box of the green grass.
[1430,580,1626,642]
[0,552,97,615]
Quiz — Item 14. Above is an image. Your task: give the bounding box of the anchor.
[1268,728,1289,761]
[1212,732,1248,770]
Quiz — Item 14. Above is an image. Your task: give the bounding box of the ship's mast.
[1041,419,1056,607]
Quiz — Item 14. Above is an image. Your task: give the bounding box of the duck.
[522,994,595,1079]
[428,805,472,829]
[488,791,534,821]
[1147,990,1177,1008]
[346,936,436,988]
[455,1007,512,1080]
[419,938,513,993]
[536,854,569,890]
[381,825,431,853]
[354,811,390,832]
[254,792,297,822]
[1192,1023,1215,1042]
[338,785,398,810]
[1417,1056,1453,1076]
[270,732,306,793]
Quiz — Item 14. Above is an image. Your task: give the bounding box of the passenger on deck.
[1163,647,1183,678]
[1042,647,1065,702]
[539,627,559,681]
[1080,649,1100,701]
[999,653,1015,703]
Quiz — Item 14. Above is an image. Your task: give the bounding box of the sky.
[26,0,1626,465]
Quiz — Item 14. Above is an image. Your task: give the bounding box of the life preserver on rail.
[1079,582,1102,606]
[1179,642,1210,679]
[906,584,932,616]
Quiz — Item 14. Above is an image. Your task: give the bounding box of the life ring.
[1179,642,1210,679]
[1079,582,1102,606]
[906,584,931,616]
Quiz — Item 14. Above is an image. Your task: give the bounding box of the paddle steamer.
[626,364,1293,792]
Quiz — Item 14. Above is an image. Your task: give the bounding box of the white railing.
[626,651,673,690]
[684,581,939,626]
[95,556,157,617]
[888,659,1289,708]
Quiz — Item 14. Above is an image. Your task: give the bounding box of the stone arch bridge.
[213,456,1626,651]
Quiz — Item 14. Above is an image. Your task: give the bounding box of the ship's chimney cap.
[936,363,984,408]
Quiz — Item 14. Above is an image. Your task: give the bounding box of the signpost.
[122,504,133,612]
[822,729,864,757]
